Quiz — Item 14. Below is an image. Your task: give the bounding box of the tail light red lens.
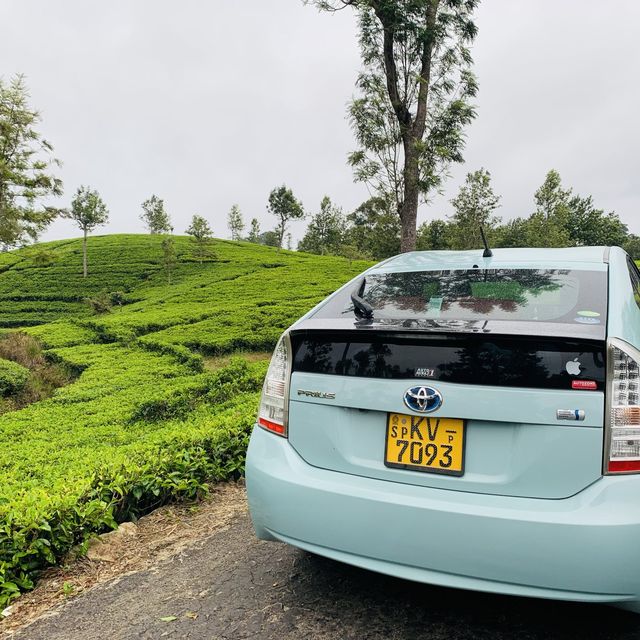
[257,333,292,437]
[606,338,640,474]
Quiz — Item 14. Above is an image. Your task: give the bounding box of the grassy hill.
[0,234,370,606]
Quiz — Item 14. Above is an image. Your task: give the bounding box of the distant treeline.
[240,168,637,261]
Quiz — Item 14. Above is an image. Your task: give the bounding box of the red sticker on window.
[572,380,597,390]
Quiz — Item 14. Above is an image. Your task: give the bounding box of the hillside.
[0,234,370,606]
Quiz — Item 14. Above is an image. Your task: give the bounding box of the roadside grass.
[0,234,369,607]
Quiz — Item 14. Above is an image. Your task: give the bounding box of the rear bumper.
[246,426,640,609]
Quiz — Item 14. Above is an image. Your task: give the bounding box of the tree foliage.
[308,0,479,252]
[298,196,345,255]
[258,230,280,247]
[0,74,62,248]
[140,195,172,234]
[267,185,304,248]
[496,170,629,249]
[227,204,244,241]
[186,214,215,263]
[448,168,501,249]
[344,196,400,259]
[65,186,109,277]
[416,218,450,250]
[247,218,261,243]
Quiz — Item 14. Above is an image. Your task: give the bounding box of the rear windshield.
[292,332,606,390]
[315,269,607,327]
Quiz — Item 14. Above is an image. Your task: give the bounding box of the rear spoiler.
[290,317,606,342]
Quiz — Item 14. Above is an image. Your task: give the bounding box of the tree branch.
[371,2,411,135]
[413,0,440,140]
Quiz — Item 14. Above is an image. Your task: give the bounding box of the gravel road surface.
[11,506,640,639]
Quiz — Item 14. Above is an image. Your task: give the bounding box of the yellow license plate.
[385,413,465,476]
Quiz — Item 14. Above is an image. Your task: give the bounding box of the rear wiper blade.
[351,278,374,320]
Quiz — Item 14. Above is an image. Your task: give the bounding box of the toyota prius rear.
[246,246,640,613]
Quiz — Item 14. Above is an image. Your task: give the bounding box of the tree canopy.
[298,196,345,255]
[0,75,62,248]
[247,218,261,243]
[185,214,215,263]
[140,195,172,234]
[448,168,501,249]
[227,204,244,241]
[267,185,304,248]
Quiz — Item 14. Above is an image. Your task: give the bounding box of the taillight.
[257,333,292,437]
[606,338,640,474]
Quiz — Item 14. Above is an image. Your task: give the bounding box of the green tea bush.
[24,321,99,349]
[0,359,29,395]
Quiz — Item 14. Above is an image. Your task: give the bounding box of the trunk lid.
[288,330,605,499]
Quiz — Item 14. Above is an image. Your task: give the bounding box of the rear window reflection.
[342,269,606,324]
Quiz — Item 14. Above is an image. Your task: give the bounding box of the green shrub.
[84,291,113,315]
[0,359,29,395]
[30,248,58,267]
[25,321,99,349]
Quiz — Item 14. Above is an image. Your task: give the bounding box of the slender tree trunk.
[82,228,88,278]
[400,144,420,252]
[277,218,285,249]
[372,0,439,254]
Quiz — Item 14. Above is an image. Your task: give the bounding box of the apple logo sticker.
[566,358,582,376]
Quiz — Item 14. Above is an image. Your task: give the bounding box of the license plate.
[384,413,465,476]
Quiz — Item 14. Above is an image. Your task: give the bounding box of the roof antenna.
[479,226,493,258]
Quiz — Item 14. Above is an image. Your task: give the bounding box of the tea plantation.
[0,234,370,606]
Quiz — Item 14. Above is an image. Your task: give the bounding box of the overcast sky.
[2,0,639,243]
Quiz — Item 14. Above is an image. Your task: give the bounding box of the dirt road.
[8,488,640,640]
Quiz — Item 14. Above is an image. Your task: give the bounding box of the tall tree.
[533,169,571,222]
[267,185,304,248]
[298,196,345,255]
[65,186,109,277]
[248,218,261,243]
[140,195,172,234]
[448,168,501,250]
[227,204,245,240]
[308,0,479,252]
[185,214,214,263]
[0,74,63,248]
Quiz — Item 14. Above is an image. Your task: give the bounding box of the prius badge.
[403,386,443,413]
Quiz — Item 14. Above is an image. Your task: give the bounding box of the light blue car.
[246,246,640,613]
